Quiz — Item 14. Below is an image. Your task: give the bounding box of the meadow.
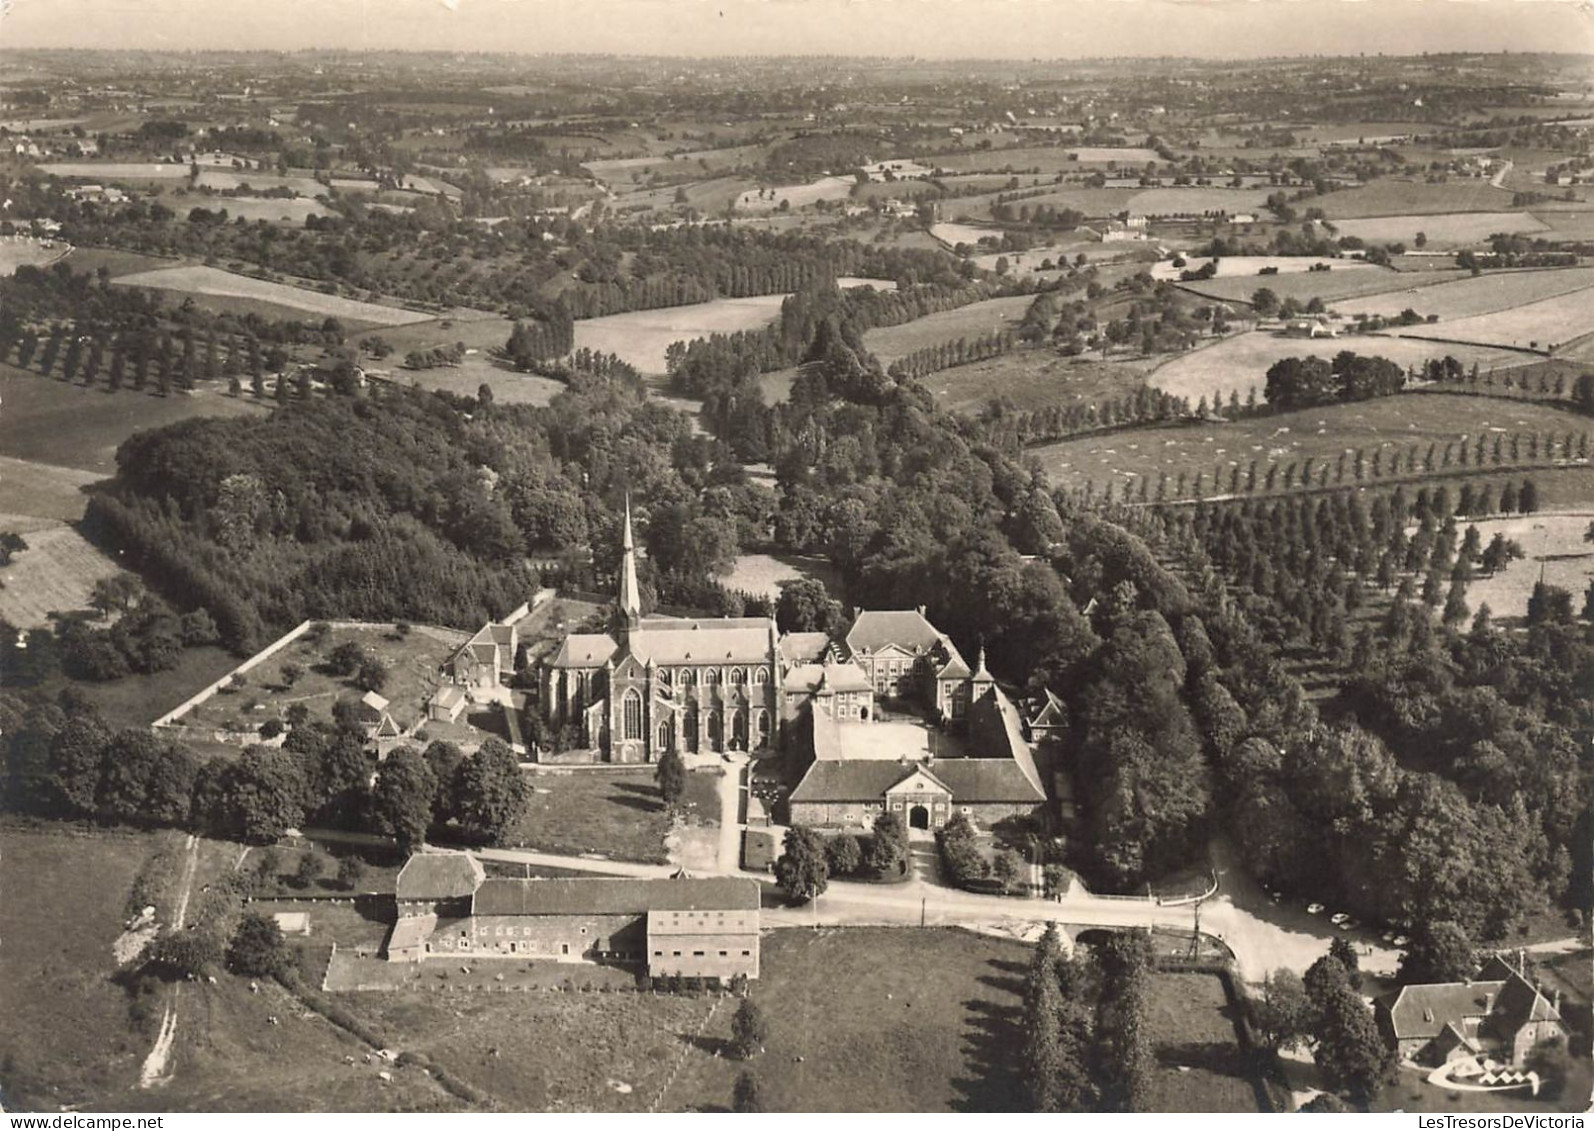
[1332,211,1547,247]
[922,349,1159,415]
[185,195,330,223]
[1534,210,1594,239]
[38,161,191,179]
[570,295,789,375]
[930,221,1003,248]
[508,767,719,864]
[1030,392,1588,496]
[1391,287,1594,353]
[1142,972,1265,1113]
[1069,147,1162,164]
[193,171,330,197]
[0,522,129,629]
[1179,267,1464,308]
[1147,330,1527,404]
[860,295,1035,367]
[1123,186,1276,216]
[734,176,855,212]
[1308,179,1516,219]
[722,551,844,601]
[1150,255,1378,282]
[0,236,70,275]
[112,266,435,326]
[932,146,1138,174]
[1333,267,1594,322]
[1454,512,1594,623]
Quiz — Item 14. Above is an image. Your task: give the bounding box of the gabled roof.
[386,913,437,953]
[1379,982,1503,1041]
[472,876,760,917]
[431,684,466,709]
[395,853,485,902]
[884,764,952,797]
[966,685,1046,797]
[548,632,620,668]
[784,658,872,694]
[1493,972,1563,1034]
[626,622,773,666]
[846,609,942,655]
[1029,688,1067,729]
[789,760,924,803]
[361,690,390,712]
[928,758,1047,803]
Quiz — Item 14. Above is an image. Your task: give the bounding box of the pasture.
[734,176,854,212]
[37,161,190,179]
[509,767,718,864]
[112,266,434,326]
[1454,512,1594,624]
[570,295,788,375]
[1534,210,1594,239]
[0,236,70,275]
[1147,330,1527,405]
[861,295,1035,368]
[666,927,1030,1112]
[1124,186,1275,216]
[0,522,130,628]
[1151,255,1378,282]
[1143,972,1264,1113]
[1179,267,1462,308]
[1333,267,1594,322]
[187,195,330,223]
[933,145,1125,175]
[723,551,843,602]
[0,454,106,523]
[1332,211,1547,247]
[1030,392,1586,496]
[0,826,169,1109]
[1069,147,1162,164]
[1390,287,1594,353]
[951,185,1140,222]
[930,221,1003,248]
[0,366,268,474]
[1308,179,1516,220]
[368,316,567,405]
[924,349,1160,415]
[192,171,328,197]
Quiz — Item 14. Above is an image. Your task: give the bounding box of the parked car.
[1330,912,1349,925]
[1307,902,1324,915]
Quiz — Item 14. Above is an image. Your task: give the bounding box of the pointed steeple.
[972,643,992,683]
[618,494,641,629]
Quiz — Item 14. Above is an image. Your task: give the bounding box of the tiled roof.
[627,625,772,666]
[648,908,759,936]
[548,632,619,667]
[790,761,921,803]
[846,610,942,655]
[1380,982,1503,1041]
[966,686,1046,797]
[386,913,437,953]
[361,690,390,712]
[395,853,485,901]
[431,685,466,708]
[784,660,872,694]
[1493,972,1563,1033]
[472,876,759,917]
[925,758,1045,803]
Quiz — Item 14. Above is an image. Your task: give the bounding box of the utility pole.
[1188,896,1204,961]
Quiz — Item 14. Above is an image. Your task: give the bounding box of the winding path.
[138,833,199,1089]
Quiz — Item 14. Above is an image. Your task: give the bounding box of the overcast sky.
[1,0,1590,59]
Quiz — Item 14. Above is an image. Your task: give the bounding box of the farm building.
[427,684,467,723]
[1284,316,1339,338]
[447,620,519,689]
[1375,959,1568,1068]
[742,828,777,872]
[383,863,762,983]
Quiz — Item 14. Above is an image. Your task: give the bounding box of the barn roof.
[845,609,942,655]
[472,876,759,917]
[395,853,485,901]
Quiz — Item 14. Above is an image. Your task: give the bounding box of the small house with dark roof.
[394,852,485,918]
[1375,966,1568,1067]
[448,621,519,689]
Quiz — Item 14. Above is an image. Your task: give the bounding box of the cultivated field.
[0,522,131,628]
[0,367,268,474]
[570,295,788,375]
[1309,179,1517,219]
[1069,146,1161,164]
[38,161,190,179]
[925,350,1160,415]
[1447,511,1594,623]
[0,235,70,275]
[666,927,1030,1112]
[1148,330,1528,404]
[1030,393,1588,496]
[1179,267,1464,308]
[930,221,1003,248]
[112,266,434,326]
[1334,267,1594,322]
[861,295,1035,367]
[1143,972,1264,1113]
[1332,211,1547,247]
[1124,187,1275,216]
[734,176,854,212]
[1150,255,1378,282]
[1390,288,1594,353]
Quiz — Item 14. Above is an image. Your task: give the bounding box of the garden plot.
[111,266,434,326]
[1332,211,1547,247]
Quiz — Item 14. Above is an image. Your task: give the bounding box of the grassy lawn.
[1373,1062,1593,1115]
[1336,266,1594,322]
[62,644,240,731]
[0,825,168,1108]
[1143,972,1265,1113]
[862,295,1034,368]
[509,769,676,863]
[1179,266,1468,308]
[667,926,1030,1112]
[570,296,787,376]
[0,522,130,629]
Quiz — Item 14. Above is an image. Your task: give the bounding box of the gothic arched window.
[623,689,643,742]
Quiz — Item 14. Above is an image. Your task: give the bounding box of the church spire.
[618,494,641,627]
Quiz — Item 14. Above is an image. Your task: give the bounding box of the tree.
[227,911,292,978]
[774,577,844,635]
[371,746,438,855]
[825,832,862,877]
[732,1070,765,1113]
[994,848,1026,892]
[149,928,224,978]
[1397,920,1475,985]
[216,748,307,841]
[730,997,769,1059]
[654,748,686,808]
[356,656,388,694]
[336,855,368,891]
[1253,969,1314,1053]
[327,640,364,677]
[867,810,907,877]
[1307,950,1396,1105]
[1096,931,1153,1112]
[452,738,529,843]
[774,826,829,902]
[1300,1092,1350,1112]
[295,849,326,889]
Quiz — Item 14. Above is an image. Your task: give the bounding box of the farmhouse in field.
[384,855,761,982]
[1375,959,1569,1068]
[538,499,1004,762]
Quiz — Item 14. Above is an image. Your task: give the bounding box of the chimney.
[1484,992,1495,1014]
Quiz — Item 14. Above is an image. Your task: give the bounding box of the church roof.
[548,632,619,667]
[628,620,773,666]
[846,609,942,655]
[618,495,642,621]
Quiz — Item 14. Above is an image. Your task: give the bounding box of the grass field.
[1124,187,1276,216]
[1179,267,1465,308]
[1333,211,1548,247]
[667,927,1030,1112]
[570,296,788,375]
[861,295,1035,367]
[1309,180,1517,220]
[508,768,700,864]
[0,236,70,275]
[0,522,131,628]
[723,552,843,602]
[112,266,433,326]
[38,161,191,179]
[930,221,1003,248]
[933,145,1115,174]
[0,825,169,1109]
[0,366,269,474]
[184,195,330,223]
[1151,255,1379,281]
[1389,288,1594,353]
[1030,393,1590,496]
[1070,147,1162,164]
[1334,267,1594,322]
[734,176,854,212]
[367,316,569,405]
[1147,331,1528,405]
[0,454,106,523]
[1534,210,1594,239]
[949,186,1140,222]
[1451,512,1594,623]
[192,171,329,197]
[925,349,1160,415]
[64,246,181,278]
[1143,972,1264,1113]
